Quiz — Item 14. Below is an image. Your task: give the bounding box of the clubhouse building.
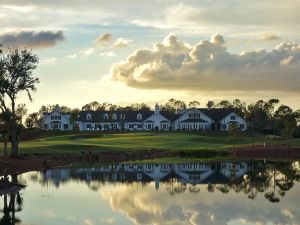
[42,104,247,131]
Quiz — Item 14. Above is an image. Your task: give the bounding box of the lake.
[1,160,300,225]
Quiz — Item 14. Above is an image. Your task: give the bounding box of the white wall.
[143,113,171,130]
[219,112,247,131]
[173,109,215,130]
[42,111,72,130]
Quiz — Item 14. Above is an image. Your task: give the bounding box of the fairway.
[0,132,297,155]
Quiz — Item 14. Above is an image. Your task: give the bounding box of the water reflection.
[38,161,300,202]
[0,174,24,225]
[1,160,300,225]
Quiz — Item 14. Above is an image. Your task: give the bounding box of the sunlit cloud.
[111,34,300,93]
[113,37,133,48]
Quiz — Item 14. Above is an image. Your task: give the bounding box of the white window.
[112,113,117,120]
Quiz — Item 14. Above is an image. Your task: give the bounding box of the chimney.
[155,103,160,115]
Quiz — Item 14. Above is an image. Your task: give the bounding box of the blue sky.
[1,0,300,112]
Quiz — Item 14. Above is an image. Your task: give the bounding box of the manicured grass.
[1,131,300,155]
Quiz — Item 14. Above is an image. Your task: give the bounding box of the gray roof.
[198,108,235,122]
[77,110,182,123]
[180,118,209,123]
[77,110,153,123]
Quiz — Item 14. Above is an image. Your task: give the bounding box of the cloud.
[96,33,112,44]
[100,182,300,225]
[38,210,57,219]
[113,37,133,48]
[0,1,300,38]
[81,48,95,57]
[41,57,57,65]
[0,30,65,49]
[65,53,78,59]
[260,32,281,41]
[111,34,300,93]
[100,51,116,57]
[83,219,94,225]
[100,218,115,224]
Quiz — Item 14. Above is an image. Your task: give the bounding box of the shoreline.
[1,146,300,176]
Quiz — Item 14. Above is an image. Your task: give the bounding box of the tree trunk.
[252,130,255,149]
[3,133,8,157]
[10,98,19,157]
[10,129,19,158]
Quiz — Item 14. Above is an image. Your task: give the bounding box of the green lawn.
[1,132,300,155]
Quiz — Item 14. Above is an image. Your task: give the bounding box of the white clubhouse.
[41,103,247,131]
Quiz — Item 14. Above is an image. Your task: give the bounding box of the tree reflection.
[166,178,186,195]
[0,174,24,224]
[26,160,300,203]
[189,184,200,193]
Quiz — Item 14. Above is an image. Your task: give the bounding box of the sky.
[1,0,300,112]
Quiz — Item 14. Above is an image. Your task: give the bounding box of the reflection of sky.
[6,172,300,225]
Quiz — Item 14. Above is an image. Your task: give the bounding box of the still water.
[1,160,300,225]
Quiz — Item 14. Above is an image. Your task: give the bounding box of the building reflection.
[35,161,300,203]
[42,162,248,189]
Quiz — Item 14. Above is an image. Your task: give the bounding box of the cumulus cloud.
[96,33,112,44]
[260,32,281,41]
[113,37,133,48]
[111,34,300,93]
[0,30,65,49]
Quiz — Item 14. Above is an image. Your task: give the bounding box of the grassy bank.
[1,131,300,155]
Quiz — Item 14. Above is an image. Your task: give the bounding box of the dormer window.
[104,113,108,120]
[112,113,117,120]
[137,113,142,120]
[86,113,92,120]
[230,115,236,120]
[120,114,125,120]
